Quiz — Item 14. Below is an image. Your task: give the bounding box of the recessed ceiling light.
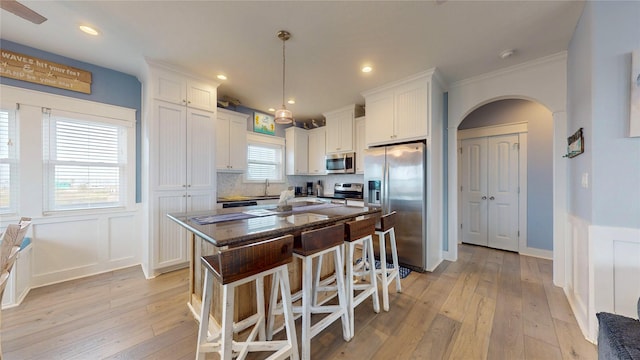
[287,99,295,105]
[361,66,373,73]
[499,49,515,59]
[268,108,276,112]
[79,25,99,36]
[216,74,227,80]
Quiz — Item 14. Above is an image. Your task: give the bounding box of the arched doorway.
[457,99,553,253]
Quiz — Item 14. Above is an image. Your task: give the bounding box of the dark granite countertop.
[167,201,380,248]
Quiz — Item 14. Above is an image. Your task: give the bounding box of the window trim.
[42,109,132,213]
[0,107,18,215]
[243,132,285,183]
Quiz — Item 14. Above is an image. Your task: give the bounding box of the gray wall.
[459,99,554,250]
[567,1,640,228]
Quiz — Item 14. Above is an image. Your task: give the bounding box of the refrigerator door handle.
[383,161,390,214]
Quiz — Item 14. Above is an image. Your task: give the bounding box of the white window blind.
[245,135,284,182]
[43,110,127,211]
[0,108,17,214]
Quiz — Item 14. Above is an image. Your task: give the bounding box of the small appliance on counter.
[316,180,324,197]
[306,182,314,196]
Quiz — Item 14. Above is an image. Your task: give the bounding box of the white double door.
[461,134,520,252]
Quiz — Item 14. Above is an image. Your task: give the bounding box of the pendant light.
[274,30,293,124]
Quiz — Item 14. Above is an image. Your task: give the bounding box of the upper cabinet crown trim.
[322,103,365,118]
[145,58,221,86]
[361,67,443,97]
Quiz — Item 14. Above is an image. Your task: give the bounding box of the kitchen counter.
[168,201,380,248]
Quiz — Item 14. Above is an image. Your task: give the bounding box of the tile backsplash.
[217,173,365,198]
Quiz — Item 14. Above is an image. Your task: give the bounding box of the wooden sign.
[0,49,92,94]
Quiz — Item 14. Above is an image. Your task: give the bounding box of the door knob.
[481,196,487,200]
[489,196,495,200]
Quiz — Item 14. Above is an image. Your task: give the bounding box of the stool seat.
[268,224,350,360]
[197,235,299,360]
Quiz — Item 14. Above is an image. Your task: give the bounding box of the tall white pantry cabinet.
[142,62,219,276]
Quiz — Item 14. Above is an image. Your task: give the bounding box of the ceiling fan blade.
[0,0,47,24]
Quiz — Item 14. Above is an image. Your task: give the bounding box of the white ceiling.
[0,1,584,121]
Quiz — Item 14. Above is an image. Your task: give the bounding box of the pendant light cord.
[282,36,286,109]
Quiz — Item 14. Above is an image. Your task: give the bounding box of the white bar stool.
[196,235,299,360]
[344,216,380,337]
[267,223,350,360]
[372,211,401,311]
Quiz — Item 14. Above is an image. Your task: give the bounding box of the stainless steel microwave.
[325,152,355,174]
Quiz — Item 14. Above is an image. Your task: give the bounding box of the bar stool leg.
[301,255,313,360]
[220,283,235,360]
[389,228,402,293]
[345,241,357,337]
[333,245,351,341]
[278,265,300,360]
[366,237,380,314]
[379,232,390,312]
[266,271,280,341]
[196,270,214,360]
[255,276,266,341]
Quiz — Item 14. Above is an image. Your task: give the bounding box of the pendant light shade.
[274,30,293,124]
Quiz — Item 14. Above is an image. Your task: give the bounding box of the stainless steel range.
[333,183,363,199]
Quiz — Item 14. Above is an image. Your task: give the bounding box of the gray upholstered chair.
[596,298,640,359]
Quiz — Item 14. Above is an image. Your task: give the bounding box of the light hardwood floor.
[1,244,596,359]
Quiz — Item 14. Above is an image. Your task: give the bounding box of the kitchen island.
[167,202,381,323]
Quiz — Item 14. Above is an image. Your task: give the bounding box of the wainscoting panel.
[565,214,591,340]
[30,211,141,288]
[591,225,640,319]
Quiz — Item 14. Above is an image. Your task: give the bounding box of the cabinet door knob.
[481,196,487,200]
[182,99,187,103]
[489,196,495,200]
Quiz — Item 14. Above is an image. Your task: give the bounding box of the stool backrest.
[297,223,345,256]
[345,216,376,242]
[378,211,397,232]
[207,234,294,284]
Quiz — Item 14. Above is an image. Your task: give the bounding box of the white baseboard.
[519,246,553,260]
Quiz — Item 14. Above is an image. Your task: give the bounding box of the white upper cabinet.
[151,66,217,112]
[285,127,308,175]
[216,108,248,172]
[308,127,326,175]
[362,69,442,147]
[323,104,364,154]
[355,116,366,174]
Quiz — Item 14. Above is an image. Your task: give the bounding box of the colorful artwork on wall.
[253,112,275,135]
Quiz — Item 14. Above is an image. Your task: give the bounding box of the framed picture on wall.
[565,128,584,158]
[253,112,275,135]
[630,49,640,137]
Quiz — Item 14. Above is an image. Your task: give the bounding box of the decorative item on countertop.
[277,188,295,212]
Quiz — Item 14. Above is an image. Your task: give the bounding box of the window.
[244,133,285,182]
[0,108,17,214]
[43,109,129,211]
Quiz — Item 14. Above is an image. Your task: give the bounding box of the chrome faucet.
[264,178,269,196]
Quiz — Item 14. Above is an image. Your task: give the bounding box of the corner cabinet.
[216,108,247,172]
[323,104,364,154]
[362,69,441,147]
[355,116,366,174]
[285,127,308,175]
[308,127,326,175]
[144,62,219,275]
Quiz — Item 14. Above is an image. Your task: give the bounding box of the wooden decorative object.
[0,49,92,94]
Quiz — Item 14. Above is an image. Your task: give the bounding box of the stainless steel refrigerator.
[364,142,426,271]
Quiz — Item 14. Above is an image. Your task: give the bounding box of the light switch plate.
[581,172,589,188]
